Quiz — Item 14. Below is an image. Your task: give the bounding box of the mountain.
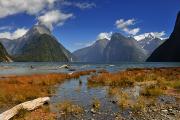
[0,42,12,62]
[104,33,148,62]
[137,34,164,55]
[147,12,180,62]
[73,39,109,62]
[0,25,74,62]
[0,38,17,55]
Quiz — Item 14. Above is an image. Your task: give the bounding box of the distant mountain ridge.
[0,25,74,62]
[73,33,148,62]
[104,33,147,62]
[147,11,180,62]
[73,39,109,62]
[137,34,164,55]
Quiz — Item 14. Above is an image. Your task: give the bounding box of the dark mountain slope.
[0,42,12,62]
[14,34,70,62]
[0,25,74,62]
[147,12,180,62]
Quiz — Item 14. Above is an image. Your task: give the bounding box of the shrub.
[117,92,130,109]
[58,101,84,118]
[132,97,146,112]
[92,98,101,110]
[171,81,180,90]
[141,85,163,97]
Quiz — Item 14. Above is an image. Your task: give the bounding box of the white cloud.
[0,28,28,39]
[0,0,93,30]
[0,0,56,18]
[134,31,166,41]
[97,32,112,40]
[61,1,96,9]
[123,28,140,36]
[38,10,73,30]
[74,2,96,9]
[116,19,135,29]
[0,26,13,31]
[115,18,140,35]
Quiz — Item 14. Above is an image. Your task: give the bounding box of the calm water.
[50,74,146,119]
[0,62,180,75]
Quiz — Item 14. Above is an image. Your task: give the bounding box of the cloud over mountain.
[97,32,112,40]
[0,0,96,33]
[115,19,140,35]
[0,28,28,39]
[38,10,73,30]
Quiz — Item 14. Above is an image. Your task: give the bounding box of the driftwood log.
[0,97,50,120]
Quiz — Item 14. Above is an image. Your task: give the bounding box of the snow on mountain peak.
[134,31,165,41]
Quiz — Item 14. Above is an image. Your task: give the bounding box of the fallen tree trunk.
[0,97,50,120]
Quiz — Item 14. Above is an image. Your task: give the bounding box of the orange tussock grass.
[88,67,180,89]
[58,101,84,119]
[0,70,96,109]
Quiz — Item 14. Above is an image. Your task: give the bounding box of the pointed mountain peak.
[112,32,123,37]
[26,24,51,36]
[110,33,132,43]
[94,38,109,45]
[147,33,155,39]
[96,38,109,42]
[111,33,126,40]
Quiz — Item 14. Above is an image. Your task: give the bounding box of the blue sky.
[0,0,179,52]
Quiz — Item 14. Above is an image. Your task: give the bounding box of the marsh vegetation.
[1,67,180,120]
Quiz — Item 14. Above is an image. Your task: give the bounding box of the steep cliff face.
[147,12,180,62]
[13,34,71,62]
[0,42,12,62]
[104,33,147,62]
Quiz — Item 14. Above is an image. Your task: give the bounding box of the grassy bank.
[88,67,180,92]
[0,70,96,110]
[88,67,180,110]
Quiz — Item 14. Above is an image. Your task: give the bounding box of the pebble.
[91,108,96,114]
[161,109,168,113]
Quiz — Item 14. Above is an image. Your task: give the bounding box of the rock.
[168,110,176,115]
[90,108,96,114]
[110,100,117,104]
[68,68,76,71]
[152,108,158,112]
[0,97,50,120]
[79,79,82,85]
[161,109,168,113]
[59,64,70,69]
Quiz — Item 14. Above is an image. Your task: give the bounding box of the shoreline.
[0,67,180,119]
